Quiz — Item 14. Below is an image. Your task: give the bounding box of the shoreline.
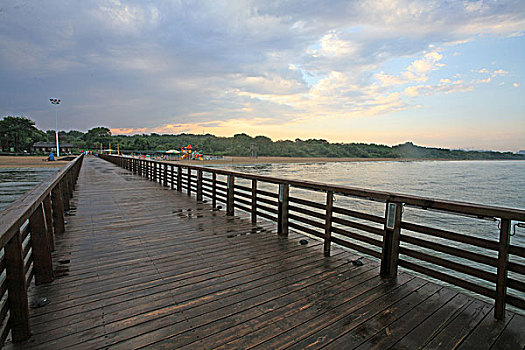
[0,155,522,168]
[177,156,424,166]
[174,156,520,166]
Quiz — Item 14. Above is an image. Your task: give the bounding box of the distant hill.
[2,116,523,160]
[79,131,524,160]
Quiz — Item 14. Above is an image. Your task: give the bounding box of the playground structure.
[180,144,203,160]
[96,143,207,161]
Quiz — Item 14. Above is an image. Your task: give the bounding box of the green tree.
[83,127,111,148]
[0,116,45,152]
[132,136,150,151]
[45,130,56,143]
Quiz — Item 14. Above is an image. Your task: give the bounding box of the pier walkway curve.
[5,156,524,349]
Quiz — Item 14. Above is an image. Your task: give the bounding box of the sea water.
[0,168,59,211]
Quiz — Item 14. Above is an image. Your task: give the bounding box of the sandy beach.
[176,156,425,166]
[0,156,70,168]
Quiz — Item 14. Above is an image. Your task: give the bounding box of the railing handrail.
[0,155,84,248]
[0,154,84,344]
[120,157,525,221]
[101,154,524,321]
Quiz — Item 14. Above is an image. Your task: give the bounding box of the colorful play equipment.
[180,144,203,160]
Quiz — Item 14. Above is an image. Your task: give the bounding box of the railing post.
[51,183,65,235]
[30,204,54,284]
[324,191,334,257]
[495,218,511,319]
[380,202,403,278]
[61,179,70,213]
[251,179,257,224]
[177,167,182,192]
[5,229,31,342]
[197,170,203,201]
[153,162,157,182]
[170,165,175,190]
[68,171,74,195]
[212,173,217,208]
[227,175,235,216]
[278,183,289,236]
[163,163,168,187]
[187,168,192,196]
[152,162,155,181]
[43,194,55,251]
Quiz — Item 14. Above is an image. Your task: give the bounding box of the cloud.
[375,51,445,87]
[491,69,508,77]
[312,31,358,57]
[404,80,473,97]
[472,67,510,84]
[93,0,160,34]
[0,0,524,144]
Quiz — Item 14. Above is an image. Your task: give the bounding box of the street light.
[49,98,61,157]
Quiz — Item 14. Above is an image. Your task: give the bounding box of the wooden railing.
[101,155,524,320]
[0,155,83,344]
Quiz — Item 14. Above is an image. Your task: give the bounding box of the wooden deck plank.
[26,250,350,345]
[455,310,514,350]
[488,314,525,350]
[349,287,458,350]
[387,292,473,349]
[422,299,493,349]
[263,278,434,350]
[219,274,421,349]
[34,253,353,349]
[172,265,381,350]
[4,156,523,349]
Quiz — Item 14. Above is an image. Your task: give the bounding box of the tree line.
[1,116,524,160]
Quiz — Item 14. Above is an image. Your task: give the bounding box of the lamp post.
[49,98,61,157]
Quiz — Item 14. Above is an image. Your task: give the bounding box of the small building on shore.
[32,142,74,154]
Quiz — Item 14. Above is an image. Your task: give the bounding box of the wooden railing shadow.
[0,155,83,344]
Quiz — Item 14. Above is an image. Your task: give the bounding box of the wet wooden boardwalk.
[6,156,525,349]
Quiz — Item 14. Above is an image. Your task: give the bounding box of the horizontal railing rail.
[100,154,525,320]
[0,154,83,344]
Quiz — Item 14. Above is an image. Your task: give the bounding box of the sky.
[1,0,524,151]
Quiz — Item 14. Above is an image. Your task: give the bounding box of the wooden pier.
[1,155,524,349]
